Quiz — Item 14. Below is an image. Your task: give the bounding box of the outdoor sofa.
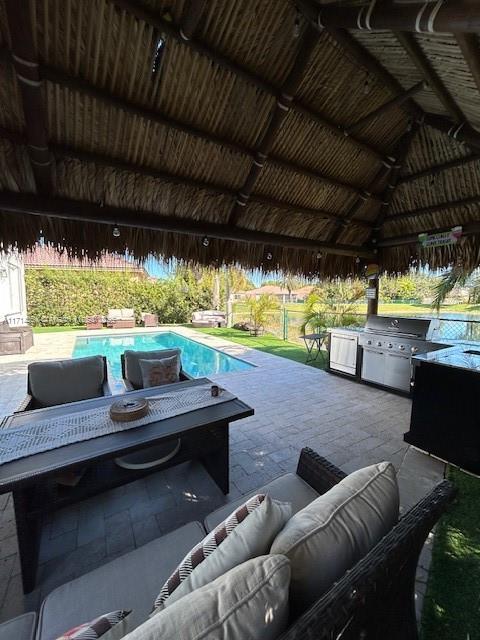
[3,448,455,640]
[191,310,227,328]
[15,355,111,412]
[106,308,136,329]
[0,319,33,355]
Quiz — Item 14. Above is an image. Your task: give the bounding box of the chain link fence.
[231,308,480,345]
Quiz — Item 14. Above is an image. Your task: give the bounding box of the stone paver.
[0,326,445,624]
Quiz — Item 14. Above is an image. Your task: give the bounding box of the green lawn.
[194,327,326,369]
[32,325,84,334]
[422,468,480,640]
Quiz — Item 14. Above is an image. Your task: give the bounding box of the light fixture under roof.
[112,226,120,238]
[202,236,210,247]
[266,252,273,261]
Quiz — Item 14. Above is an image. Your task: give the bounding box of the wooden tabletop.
[0,377,253,492]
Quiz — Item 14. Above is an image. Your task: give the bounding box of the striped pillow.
[154,494,266,609]
[55,610,130,639]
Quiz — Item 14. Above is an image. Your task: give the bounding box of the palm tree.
[431,266,480,310]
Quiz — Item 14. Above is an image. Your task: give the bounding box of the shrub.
[25,268,213,326]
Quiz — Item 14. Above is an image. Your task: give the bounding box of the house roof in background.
[0,1,479,276]
[23,246,146,274]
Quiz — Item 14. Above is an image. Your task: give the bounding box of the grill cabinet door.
[329,333,358,375]
[384,352,412,392]
[361,348,385,385]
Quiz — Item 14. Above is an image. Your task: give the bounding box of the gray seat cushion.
[204,473,319,532]
[36,521,206,640]
[124,349,182,389]
[0,612,36,640]
[28,356,106,408]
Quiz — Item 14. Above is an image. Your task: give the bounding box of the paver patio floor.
[0,327,444,623]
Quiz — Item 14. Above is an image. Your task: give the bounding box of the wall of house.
[0,252,27,324]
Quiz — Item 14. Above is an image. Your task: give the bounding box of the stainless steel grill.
[358,316,446,392]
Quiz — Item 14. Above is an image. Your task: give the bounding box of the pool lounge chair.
[106,308,136,329]
[191,310,226,328]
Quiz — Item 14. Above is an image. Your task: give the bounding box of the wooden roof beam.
[394,31,465,123]
[180,0,207,40]
[0,191,375,259]
[399,153,480,185]
[346,82,425,135]
[423,113,480,152]
[0,127,374,230]
[228,25,318,225]
[385,194,480,224]
[4,0,53,194]
[321,26,422,120]
[110,0,388,164]
[298,1,480,33]
[371,124,419,234]
[455,34,480,97]
[0,50,379,204]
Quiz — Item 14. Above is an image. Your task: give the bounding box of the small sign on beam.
[366,288,377,299]
[418,226,463,248]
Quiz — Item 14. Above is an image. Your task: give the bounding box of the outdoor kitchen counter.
[407,345,480,476]
[413,344,480,373]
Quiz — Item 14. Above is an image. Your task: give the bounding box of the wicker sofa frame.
[278,448,455,640]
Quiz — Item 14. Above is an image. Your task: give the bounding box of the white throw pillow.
[153,494,291,611]
[271,461,399,614]
[123,556,290,640]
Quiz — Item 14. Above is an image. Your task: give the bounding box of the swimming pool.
[73,331,254,381]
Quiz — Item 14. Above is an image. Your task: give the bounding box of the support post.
[367,277,379,316]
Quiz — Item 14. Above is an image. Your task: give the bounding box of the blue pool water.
[73,331,254,381]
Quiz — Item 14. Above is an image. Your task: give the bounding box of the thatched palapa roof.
[0,0,480,276]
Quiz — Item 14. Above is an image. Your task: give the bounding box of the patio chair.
[141,312,158,327]
[116,348,193,471]
[85,314,103,330]
[120,348,192,391]
[15,355,111,412]
[106,308,136,329]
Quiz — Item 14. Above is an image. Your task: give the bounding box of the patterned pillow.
[55,610,130,639]
[152,493,291,612]
[138,356,180,388]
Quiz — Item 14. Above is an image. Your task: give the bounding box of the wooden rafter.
[111,0,388,165]
[385,195,480,224]
[297,1,480,34]
[328,162,393,243]
[0,127,375,230]
[0,191,375,259]
[423,113,480,152]
[371,124,419,234]
[455,33,480,97]
[399,153,480,185]
[5,0,53,194]
[180,0,207,41]
[228,25,318,225]
[0,47,379,205]
[346,82,425,135]
[394,31,465,123]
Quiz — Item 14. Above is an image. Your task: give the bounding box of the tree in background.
[245,294,279,335]
[301,280,364,332]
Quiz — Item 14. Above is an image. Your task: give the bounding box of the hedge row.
[25,268,213,326]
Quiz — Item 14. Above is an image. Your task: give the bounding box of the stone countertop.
[413,344,480,373]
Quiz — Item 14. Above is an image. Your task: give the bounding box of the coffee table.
[0,377,253,593]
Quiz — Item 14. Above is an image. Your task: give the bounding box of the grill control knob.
[387,343,393,348]
[411,346,418,354]
[376,341,382,347]
[367,340,372,345]
[399,344,405,351]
